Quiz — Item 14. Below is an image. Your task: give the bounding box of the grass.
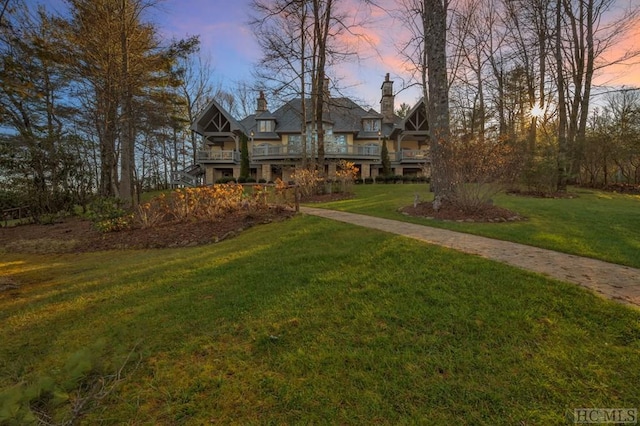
[1,216,639,424]
[306,183,640,268]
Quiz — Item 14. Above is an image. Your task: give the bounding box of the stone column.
[361,163,371,179]
[261,164,271,182]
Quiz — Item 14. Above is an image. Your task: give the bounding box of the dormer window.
[258,119,274,133]
[363,119,381,132]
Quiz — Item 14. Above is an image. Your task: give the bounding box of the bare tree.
[175,44,215,165]
[250,0,367,174]
[555,0,640,184]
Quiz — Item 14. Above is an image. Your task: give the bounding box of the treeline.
[396,0,640,195]
[0,0,207,215]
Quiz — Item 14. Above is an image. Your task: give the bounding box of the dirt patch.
[400,201,524,223]
[0,208,296,254]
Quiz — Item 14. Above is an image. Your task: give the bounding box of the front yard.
[1,211,639,424]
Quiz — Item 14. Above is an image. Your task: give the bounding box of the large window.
[288,134,312,154]
[288,126,347,154]
[326,134,347,154]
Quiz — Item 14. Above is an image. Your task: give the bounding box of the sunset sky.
[40,0,640,112]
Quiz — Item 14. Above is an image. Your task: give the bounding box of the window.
[363,119,381,132]
[326,134,347,154]
[288,134,313,154]
[258,120,274,133]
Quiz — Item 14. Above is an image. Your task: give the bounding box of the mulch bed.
[0,208,296,254]
[400,201,524,223]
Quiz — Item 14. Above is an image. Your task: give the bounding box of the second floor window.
[258,120,274,132]
[363,119,381,132]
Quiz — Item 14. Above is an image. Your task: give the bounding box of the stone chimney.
[322,76,331,115]
[380,73,395,124]
[256,90,267,113]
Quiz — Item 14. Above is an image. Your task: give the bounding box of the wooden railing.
[196,150,239,162]
[2,206,32,227]
[398,150,430,162]
[252,144,381,159]
[171,171,199,187]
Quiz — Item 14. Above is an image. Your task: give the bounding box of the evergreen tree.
[381,137,391,177]
[240,133,250,179]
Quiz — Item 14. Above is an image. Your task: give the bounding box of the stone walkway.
[301,206,640,309]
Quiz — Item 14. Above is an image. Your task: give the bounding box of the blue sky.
[30,0,640,113]
[150,0,420,109]
[36,0,422,111]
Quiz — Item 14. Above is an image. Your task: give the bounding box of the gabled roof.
[191,98,245,135]
[192,92,410,140]
[400,98,429,133]
[255,110,277,120]
[240,97,401,138]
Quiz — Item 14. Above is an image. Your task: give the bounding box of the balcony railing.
[196,150,239,163]
[252,144,381,159]
[195,146,428,164]
[398,150,430,162]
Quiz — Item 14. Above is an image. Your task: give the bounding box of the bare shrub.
[449,136,522,212]
[290,168,323,198]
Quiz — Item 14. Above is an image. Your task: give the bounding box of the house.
[185,74,430,185]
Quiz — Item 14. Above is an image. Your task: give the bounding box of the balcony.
[251,144,381,160]
[398,150,430,163]
[196,150,239,163]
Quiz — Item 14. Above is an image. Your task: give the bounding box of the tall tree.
[555,0,569,189]
[63,0,196,205]
[0,3,81,214]
[423,0,453,200]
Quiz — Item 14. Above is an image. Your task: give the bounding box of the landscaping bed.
[0,208,295,253]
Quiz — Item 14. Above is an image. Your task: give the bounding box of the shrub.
[94,215,132,233]
[335,160,359,193]
[86,197,126,222]
[448,136,521,213]
[215,177,236,184]
[290,168,323,198]
[86,197,131,233]
[364,177,374,184]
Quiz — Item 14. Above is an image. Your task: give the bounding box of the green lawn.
[307,184,640,268]
[1,216,639,424]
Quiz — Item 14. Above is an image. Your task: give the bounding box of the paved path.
[301,206,640,309]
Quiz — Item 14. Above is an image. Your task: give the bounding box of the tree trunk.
[119,0,135,207]
[556,0,568,190]
[424,0,453,200]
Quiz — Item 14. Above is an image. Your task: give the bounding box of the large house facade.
[187,74,430,185]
